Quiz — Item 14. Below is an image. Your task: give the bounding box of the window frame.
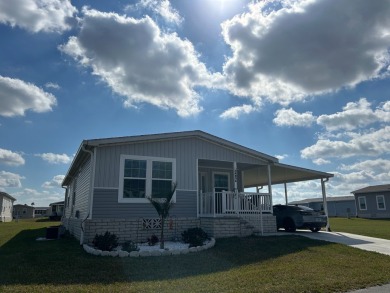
[358,196,367,210]
[212,172,230,193]
[376,195,386,210]
[118,155,176,203]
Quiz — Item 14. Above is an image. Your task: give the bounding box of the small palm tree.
[148,183,176,249]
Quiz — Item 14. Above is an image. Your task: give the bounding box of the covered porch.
[197,159,333,234]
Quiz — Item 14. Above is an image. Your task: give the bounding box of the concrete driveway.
[290,230,390,256]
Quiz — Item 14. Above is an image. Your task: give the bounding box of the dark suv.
[273,204,327,232]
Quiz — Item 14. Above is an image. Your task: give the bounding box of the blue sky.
[0,0,389,207]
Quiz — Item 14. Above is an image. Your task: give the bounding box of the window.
[376,195,386,210]
[358,196,367,210]
[213,172,230,192]
[119,155,176,203]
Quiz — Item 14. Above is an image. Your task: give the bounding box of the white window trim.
[358,196,367,211]
[376,195,386,210]
[118,154,176,203]
[212,171,230,192]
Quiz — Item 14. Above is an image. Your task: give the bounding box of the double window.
[119,155,176,203]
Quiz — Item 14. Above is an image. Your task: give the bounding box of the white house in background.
[61,130,333,245]
[0,192,16,222]
[49,201,64,219]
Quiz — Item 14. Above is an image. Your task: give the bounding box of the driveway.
[290,230,390,256]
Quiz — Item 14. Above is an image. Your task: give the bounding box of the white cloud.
[273,108,316,127]
[0,0,77,33]
[0,171,24,188]
[275,154,288,160]
[317,98,390,131]
[340,159,390,174]
[13,188,64,206]
[128,0,183,25]
[0,148,25,166]
[221,0,390,105]
[60,8,220,117]
[220,104,256,119]
[36,153,73,164]
[42,175,65,188]
[301,126,390,160]
[313,158,331,166]
[45,82,60,89]
[0,76,57,117]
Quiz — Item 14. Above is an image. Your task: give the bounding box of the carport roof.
[242,162,333,187]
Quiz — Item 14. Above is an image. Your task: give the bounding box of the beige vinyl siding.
[94,137,267,190]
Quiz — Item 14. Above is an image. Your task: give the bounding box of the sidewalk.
[292,230,390,256]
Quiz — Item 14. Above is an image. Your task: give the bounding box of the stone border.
[83,238,216,257]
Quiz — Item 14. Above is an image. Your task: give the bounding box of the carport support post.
[321,178,331,232]
[284,183,288,205]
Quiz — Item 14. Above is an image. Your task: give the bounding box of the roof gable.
[352,184,390,194]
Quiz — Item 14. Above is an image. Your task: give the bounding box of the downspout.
[80,144,94,245]
[321,177,331,232]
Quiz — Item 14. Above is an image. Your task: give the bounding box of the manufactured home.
[352,184,390,218]
[61,131,333,244]
[0,192,16,222]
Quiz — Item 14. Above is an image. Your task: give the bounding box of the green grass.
[329,217,390,240]
[1,219,390,292]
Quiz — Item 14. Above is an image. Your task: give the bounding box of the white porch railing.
[199,191,272,217]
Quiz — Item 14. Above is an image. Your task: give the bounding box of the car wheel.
[283,218,296,232]
[310,227,321,232]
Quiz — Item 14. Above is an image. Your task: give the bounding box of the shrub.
[147,234,159,246]
[121,241,139,252]
[92,231,119,251]
[182,227,208,247]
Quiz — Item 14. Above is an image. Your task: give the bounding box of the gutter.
[79,143,95,245]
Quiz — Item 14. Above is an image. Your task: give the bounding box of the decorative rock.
[189,247,197,253]
[109,251,118,257]
[171,249,181,255]
[129,251,140,257]
[101,251,110,256]
[95,249,102,256]
[139,251,151,257]
[180,249,189,254]
[119,251,129,257]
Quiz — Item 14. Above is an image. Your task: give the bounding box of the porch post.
[233,162,239,214]
[267,164,273,207]
[321,178,331,231]
[284,183,288,205]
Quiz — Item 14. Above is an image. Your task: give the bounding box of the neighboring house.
[13,204,35,219]
[61,130,333,244]
[49,201,64,217]
[0,192,16,222]
[289,196,356,217]
[352,184,390,219]
[34,207,50,218]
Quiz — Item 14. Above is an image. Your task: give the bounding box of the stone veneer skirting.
[64,215,277,244]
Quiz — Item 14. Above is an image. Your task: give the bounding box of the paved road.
[289,230,390,292]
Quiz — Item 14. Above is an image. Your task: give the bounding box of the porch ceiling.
[243,162,333,187]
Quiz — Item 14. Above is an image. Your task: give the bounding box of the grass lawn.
[329,217,390,240]
[1,219,390,292]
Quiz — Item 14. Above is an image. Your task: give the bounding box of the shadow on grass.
[0,227,332,286]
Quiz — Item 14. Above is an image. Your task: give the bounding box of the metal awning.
[242,162,333,187]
